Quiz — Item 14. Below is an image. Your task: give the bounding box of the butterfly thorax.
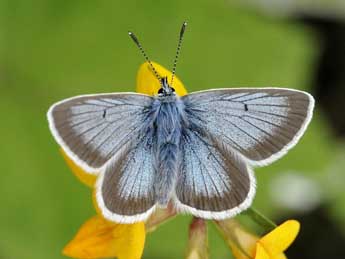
[151,94,186,206]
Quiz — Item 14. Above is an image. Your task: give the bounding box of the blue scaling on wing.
[174,125,256,219]
[96,127,157,223]
[181,88,314,166]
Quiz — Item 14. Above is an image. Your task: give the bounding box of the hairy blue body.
[147,94,187,206]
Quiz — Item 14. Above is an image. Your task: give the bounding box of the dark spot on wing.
[244,104,249,111]
[102,109,106,118]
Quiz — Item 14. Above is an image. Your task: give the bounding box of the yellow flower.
[63,215,145,259]
[60,61,187,259]
[216,219,300,259]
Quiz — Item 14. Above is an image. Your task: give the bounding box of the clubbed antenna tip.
[128,31,140,47]
[180,22,187,38]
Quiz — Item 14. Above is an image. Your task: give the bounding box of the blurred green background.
[1,0,345,259]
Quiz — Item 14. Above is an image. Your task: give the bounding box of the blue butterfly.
[47,22,314,223]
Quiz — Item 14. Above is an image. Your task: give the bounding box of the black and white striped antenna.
[128,31,161,81]
[129,22,188,87]
[171,21,187,87]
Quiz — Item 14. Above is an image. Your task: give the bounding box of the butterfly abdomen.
[154,97,185,206]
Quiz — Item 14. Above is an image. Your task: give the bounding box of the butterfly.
[47,22,314,223]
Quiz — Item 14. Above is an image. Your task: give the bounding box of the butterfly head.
[158,77,175,96]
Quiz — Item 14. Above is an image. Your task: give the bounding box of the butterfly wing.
[96,134,157,223]
[174,128,256,219]
[47,93,154,173]
[181,88,314,166]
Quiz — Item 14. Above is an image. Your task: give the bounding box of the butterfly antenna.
[171,21,187,87]
[128,31,161,81]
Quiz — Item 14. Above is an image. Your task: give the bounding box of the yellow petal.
[60,149,97,188]
[185,218,209,259]
[274,253,288,259]
[259,220,300,257]
[63,215,145,259]
[136,61,188,96]
[255,243,270,259]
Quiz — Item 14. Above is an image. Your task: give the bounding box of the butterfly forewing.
[47,93,154,173]
[182,88,314,166]
[175,129,256,219]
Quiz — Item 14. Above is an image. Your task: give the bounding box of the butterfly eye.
[158,88,164,94]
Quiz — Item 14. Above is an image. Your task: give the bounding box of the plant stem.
[245,207,277,231]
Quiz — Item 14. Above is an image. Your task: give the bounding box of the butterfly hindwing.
[174,128,256,219]
[47,93,154,173]
[96,134,157,223]
[182,88,314,166]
